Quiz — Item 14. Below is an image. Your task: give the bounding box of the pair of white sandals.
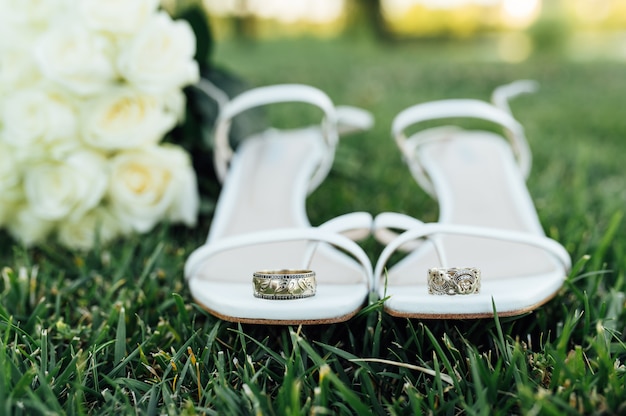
[184,81,571,324]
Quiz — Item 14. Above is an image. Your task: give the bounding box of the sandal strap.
[315,211,374,242]
[374,222,571,291]
[185,213,374,290]
[336,105,374,136]
[212,84,339,193]
[193,78,230,110]
[392,82,535,197]
[491,79,538,115]
[372,211,424,251]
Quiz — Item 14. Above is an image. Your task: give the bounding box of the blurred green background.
[170,0,626,253]
[183,0,626,61]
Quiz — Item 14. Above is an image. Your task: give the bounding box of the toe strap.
[374,222,571,291]
[185,225,374,290]
[372,211,425,251]
[317,211,373,241]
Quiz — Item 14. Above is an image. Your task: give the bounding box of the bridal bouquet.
[0,0,201,250]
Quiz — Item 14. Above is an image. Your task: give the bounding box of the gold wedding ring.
[253,269,316,300]
[428,267,481,295]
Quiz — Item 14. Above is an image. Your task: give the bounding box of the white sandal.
[374,81,571,319]
[185,84,374,324]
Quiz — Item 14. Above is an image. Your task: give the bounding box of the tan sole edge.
[193,296,362,325]
[384,287,560,320]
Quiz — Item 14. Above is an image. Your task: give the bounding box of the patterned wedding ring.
[253,269,317,300]
[427,267,481,295]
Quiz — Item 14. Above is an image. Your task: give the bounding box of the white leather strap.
[185,225,374,290]
[372,212,424,251]
[491,80,538,115]
[336,105,375,136]
[374,222,571,291]
[298,212,372,276]
[213,84,339,193]
[391,89,533,197]
[317,211,373,242]
[193,78,230,111]
[392,99,526,145]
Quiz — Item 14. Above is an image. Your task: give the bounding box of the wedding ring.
[252,269,316,300]
[428,267,481,295]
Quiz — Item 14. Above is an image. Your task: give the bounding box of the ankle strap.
[213,84,339,193]
[392,81,536,197]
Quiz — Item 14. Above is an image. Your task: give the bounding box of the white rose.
[0,142,20,191]
[79,0,159,35]
[0,0,67,27]
[0,48,41,94]
[34,22,116,96]
[0,142,23,226]
[1,87,78,149]
[118,12,199,94]
[0,12,43,94]
[163,88,187,124]
[24,150,108,222]
[108,144,199,233]
[57,207,122,250]
[80,87,177,151]
[6,204,55,247]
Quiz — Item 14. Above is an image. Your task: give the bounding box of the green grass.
[2,36,626,414]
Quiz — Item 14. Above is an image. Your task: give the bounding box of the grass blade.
[114,306,126,365]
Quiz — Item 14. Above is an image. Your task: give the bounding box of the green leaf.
[178,5,213,65]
